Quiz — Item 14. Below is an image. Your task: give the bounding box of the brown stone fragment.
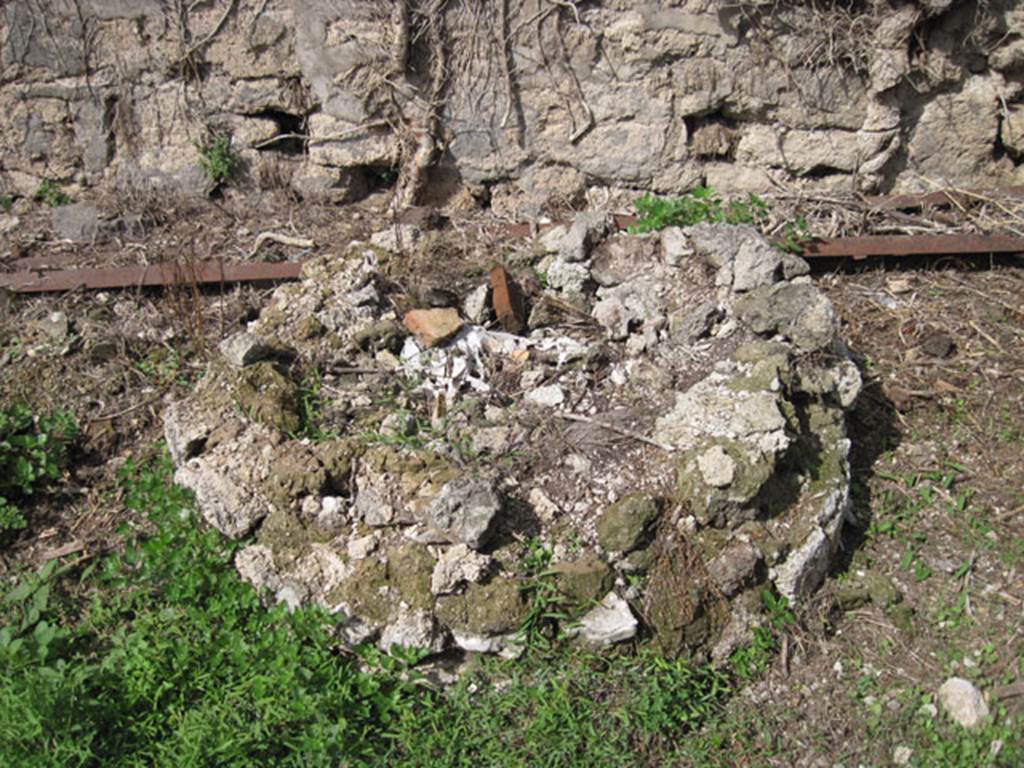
[403,308,464,348]
[489,265,526,333]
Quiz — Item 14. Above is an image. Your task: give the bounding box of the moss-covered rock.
[256,507,330,566]
[314,439,362,495]
[597,493,661,553]
[643,539,727,657]
[436,576,527,636]
[675,439,777,527]
[232,361,301,434]
[733,340,790,364]
[335,543,436,626]
[264,445,326,510]
[727,354,791,394]
[551,553,614,609]
[352,319,406,353]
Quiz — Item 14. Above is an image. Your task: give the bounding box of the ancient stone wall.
[2,1,1022,209]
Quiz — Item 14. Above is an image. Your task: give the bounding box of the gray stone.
[590,235,659,287]
[833,360,863,408]
[219,331,274,368]
[555,211,609,263]
[291,164,368,204]
[424,478,502,550]
[733,282,837,352]
[354,487,395,528]
[370,224,421,252]
[163,400,211,464]
[771,527,831,603]
[471,426,512,455]
[546,259,590,296]
[780,252,811,279]
[697,446,736,488]
[316,496,347,531]
[731,238,782,292]
[576,592,638,646]
[35,311,69,342]
[597,494,660,554]
[687,223,761,269]
[938,678,989,729]
[660,227,692,267]
[706,541,762,596]
[379,412,416,438]
[430,544,493,595]
[592,296,632,340]
[906,77,1001,182]
[463,283,491,324]
[51,203,99,243]
[347,534,378,560]
[524,385,565,408]
[175,455,270,539]
[675,301,722,341]
[0,215,19,235]
[379,607,447,654]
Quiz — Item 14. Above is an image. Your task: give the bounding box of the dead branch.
[249,231,315,258]
[556,411,675,453]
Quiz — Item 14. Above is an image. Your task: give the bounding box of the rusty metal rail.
[0,260,303,293]
[800,234,1024,260]
[3,202,1023,294]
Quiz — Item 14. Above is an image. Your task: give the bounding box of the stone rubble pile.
[165,214,862,663]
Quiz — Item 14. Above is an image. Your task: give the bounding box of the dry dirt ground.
[1,189,1022,765]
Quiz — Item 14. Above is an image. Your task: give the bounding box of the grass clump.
[0,454,419,766]
[629,186,811,253]
[32,180,72,208]
[195,135,240,188]
[629,186,769,233]
[0,405,78,534]
[0,450,794,767]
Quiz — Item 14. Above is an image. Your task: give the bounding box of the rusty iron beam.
[612,216,1024,260]
[0,260,303,293]
[800,234,1024,260]
[862,187,1024,210]
[489,265,527,333]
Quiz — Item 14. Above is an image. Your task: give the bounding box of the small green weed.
[629,187,815,254]
[195,134,240,187]
[517,540,569,652]
[0,195,13,213]
[729,588,797,679]
[134,346,191,387]
[32,180,72,208]
[775,216,813,254]
[295,369,340,441]
[0,405,78,533]
[0,453,421,765]
[629,187,770,233]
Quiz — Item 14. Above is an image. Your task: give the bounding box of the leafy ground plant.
[0,405,78,533]
[629,187,813,253]
[0,454,420,766]
[195,135,240,188]
[0,452,805,767]
[629,187,769,233]
[32,180,72,208]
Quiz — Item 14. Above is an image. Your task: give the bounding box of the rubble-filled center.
[164,216,861,663]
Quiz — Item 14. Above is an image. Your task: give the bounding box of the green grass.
[0,451,792,767]
[6,449,1015,766]
[0,455,419,766]
[32,180,72,208]
[629,186,812,253]
[0,405,78,533]
[195,135,240,188]
[629,187,769,233]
